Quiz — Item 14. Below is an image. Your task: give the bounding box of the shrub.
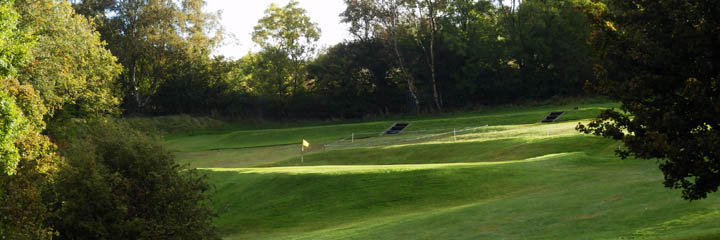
[51,120,219,239]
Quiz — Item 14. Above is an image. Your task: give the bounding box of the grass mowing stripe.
[177,125,609,169]
[165,102,615,152]
[266,135,615,167]
[203,152,577,175]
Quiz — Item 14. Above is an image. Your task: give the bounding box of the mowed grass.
[164,101,720,239]
[208,154,720,240]
[168,101,616,167]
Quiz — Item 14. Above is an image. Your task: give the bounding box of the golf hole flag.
[302,139,310,148]
[300,139,310,163]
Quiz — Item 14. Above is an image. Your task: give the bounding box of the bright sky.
[205,0,352,60]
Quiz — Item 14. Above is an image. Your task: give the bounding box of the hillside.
[165,102,720,239]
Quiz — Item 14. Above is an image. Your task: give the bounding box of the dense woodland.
[1,0,718,238]
[67,0,599,119]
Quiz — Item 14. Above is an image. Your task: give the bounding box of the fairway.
[166,102,720,239]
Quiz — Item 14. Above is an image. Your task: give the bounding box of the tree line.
[66,0,598,119]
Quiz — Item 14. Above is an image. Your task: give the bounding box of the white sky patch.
[205,0,352,60]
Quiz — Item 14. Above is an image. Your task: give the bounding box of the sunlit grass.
[203,152,574,175]
[162,101,720,239]
[165,102,613,153]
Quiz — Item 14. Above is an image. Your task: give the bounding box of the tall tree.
[440,0,509,104]
[341,0,379,41]
[343,0,423,112]
[411,0,445,110]
[239,48,293,98]
[1,1,55,237]
[0,0,33,176]
[0,78,56,239]
[71,0,222,112]
[577,0,720,200]
[2,0,124,237]
[16,0,122,118]
[0,11,55,239]
[252,0,320,97]
[0,0,30,78]
[308,39,402,118]
[499,0,594,98]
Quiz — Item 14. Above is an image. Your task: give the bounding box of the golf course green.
[165,101,720,239]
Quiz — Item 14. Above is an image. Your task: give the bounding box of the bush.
[51,120,219,239]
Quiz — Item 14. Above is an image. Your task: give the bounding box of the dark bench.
[541,112,564,123]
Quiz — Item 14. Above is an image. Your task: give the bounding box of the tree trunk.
[129,60,142,109]
[392,37,420,114]
[426,0,441,111]
[381,0,420,113]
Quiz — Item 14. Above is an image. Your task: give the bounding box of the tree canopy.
[72,0,222,112]
[2,0,220,237]
[577,0,720,200]
[0,0,32,176]
[252,0,320,98]
[16,0,122,118]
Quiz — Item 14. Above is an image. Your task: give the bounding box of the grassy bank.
[164,101,720,239]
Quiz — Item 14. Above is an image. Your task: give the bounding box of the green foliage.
[0,3,32,171]
[343,0,426,111]
[15,0,122,118]
[0,0,31,78]
[60,0,603,119]
[152,56,241,115]
[252,0,320,97]
[341,0,378,41]
[240,48,293,98]
[308,39,405,118]
[0,2,58,237]
[330,0,597,115]
[0,88,28,175]
[252,0,320,59]
[577,0,720,200]
[71,0,222,112]
[439,0,510,105]
[0,78,57,240]
[51,120,219,239]
[500,0,595,98]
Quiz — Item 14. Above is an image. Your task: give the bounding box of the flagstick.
[301,145,304,163]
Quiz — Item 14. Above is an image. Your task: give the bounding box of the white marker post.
[453,128,457,142]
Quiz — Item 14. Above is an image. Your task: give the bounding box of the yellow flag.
[302,139,310,148]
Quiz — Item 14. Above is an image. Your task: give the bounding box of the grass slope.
[164,101,720,239]
[169,102,615,168]
[209,150,720,240]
